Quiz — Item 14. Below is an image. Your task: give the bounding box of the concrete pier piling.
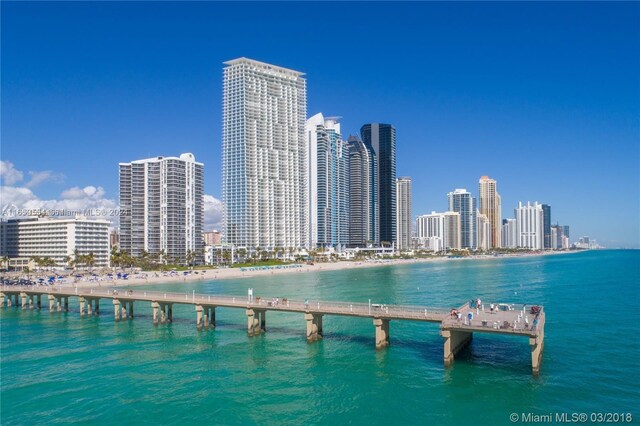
[152,301,159,324]
[209,307,216,328]
[196,305,203,329]
[113,299,121,321]
[305,313,323,342]
[195,305,217,329]
[79,296,86,316]
[246,309,265,336]
[21,292,27,310]
[441,329,473,367]
[530,314,545,376]
[374,318,390,349]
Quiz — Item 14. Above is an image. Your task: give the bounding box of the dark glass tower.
[361,123,396,246]
[542,204,551,249]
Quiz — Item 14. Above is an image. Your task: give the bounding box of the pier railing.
[1,285,450,321]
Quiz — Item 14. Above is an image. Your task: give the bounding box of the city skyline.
[1,2,638,248]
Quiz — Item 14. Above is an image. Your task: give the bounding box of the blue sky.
[2,2,639,247]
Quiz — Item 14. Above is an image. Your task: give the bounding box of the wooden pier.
[0,286,546,375]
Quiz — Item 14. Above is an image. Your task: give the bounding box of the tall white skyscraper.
[448,188,476,249]
[515,201,544,249]
[119,153,203,264]
[396,177,412,250]
[223,58,308,250]
[306,113,348,249]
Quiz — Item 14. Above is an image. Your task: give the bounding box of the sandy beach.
[73,257,447,288]
[2,251,577,289]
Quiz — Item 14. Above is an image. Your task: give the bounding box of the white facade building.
[306,113,348,249]
[416,211,460,252]
[119,153,204,264]
[477,212,490,251]
[515,201,544,249]
[2,217,110,268]
[501,218,517,248]
[223,58,307,250]
[396,177,412,250]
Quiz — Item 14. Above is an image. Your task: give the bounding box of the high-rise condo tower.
[396,177,412,250]
[119,153,204,264]
[478,175,501,249]
[361,123,396,246]
[306,113,349,249]
[222,58,308,250]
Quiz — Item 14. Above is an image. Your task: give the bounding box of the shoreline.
[3,250,580,288]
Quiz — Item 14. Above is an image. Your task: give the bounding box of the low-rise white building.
[1,217,110,268]
[416,211,460,252]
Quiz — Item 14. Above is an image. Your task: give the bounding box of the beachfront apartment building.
[396,177,412,250]
[361,123,396,247]
[542,204,551,249]
[416,211,460,252]
[515,201,544,250]
[478,175,502,249]
[203,231,222,246]
[477,212,490,251]
[348,135,377,247]
[447,188,477,250]
[222,58,308,250]
[501,218,517,248]
[1,216,110,268]
[306,113,349,249]
[119,153,204,265]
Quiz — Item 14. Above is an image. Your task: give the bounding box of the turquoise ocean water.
[1,250,638,425]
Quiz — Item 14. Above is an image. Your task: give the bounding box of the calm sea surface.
[1,250,638,425]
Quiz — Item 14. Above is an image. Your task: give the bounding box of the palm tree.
[221,250,231,265]
[186,250,196,267]
[237,248,247,263]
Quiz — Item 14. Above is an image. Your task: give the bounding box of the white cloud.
[26,170,65,188]
[61,185,106,200]
[0,185,37,206]
[1,184,118,226]
[204,194,223,231]
[0,161,24,185]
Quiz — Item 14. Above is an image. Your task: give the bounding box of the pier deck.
[1,285,545,375]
